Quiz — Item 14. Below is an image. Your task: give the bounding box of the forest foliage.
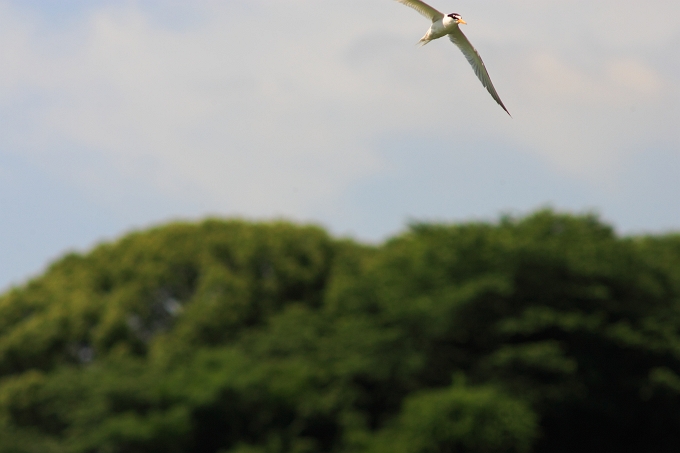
[1,210,680,453]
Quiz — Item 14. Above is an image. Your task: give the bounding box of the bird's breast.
[428,18,457,40]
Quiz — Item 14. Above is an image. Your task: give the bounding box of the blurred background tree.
[1,210,679,453]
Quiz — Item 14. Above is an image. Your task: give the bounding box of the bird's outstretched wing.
[393,0,443,22]
[448,28,510,116]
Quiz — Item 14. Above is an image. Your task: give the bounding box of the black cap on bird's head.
[447,13,466,24]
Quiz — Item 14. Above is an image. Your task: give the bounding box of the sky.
[0,0,679,290]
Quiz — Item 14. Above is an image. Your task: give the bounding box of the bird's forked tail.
[417,30,434,46]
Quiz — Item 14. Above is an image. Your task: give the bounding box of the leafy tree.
[1,211,680,452]
[367,378,537,453]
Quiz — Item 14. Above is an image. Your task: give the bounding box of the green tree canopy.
[1,211,680,453]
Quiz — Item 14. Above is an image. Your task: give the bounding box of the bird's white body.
[420,15,458,44]
[393,0,511,115]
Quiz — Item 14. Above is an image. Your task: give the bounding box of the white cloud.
[0,0,678,220]
[606,58,664,96]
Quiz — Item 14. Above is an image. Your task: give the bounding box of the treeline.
[1,210,680,453]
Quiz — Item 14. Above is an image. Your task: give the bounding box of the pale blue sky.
[1,0,679,290]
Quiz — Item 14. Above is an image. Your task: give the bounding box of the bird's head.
[447,13,467,25]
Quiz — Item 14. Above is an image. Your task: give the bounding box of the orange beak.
[457,19,467,25]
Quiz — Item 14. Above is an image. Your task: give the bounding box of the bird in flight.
[394,0,510,116]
